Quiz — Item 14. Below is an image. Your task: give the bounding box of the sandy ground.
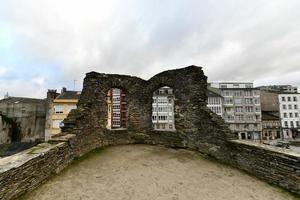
[19,145,298,200]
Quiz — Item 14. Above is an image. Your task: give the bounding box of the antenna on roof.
[73,80,77,91]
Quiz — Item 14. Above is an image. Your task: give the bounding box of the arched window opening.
[152,86,175,131]
[107,88,126,129]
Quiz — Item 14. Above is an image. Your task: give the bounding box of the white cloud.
[0,67,7,76]
[0,0,300,98]
[32,77,45,86]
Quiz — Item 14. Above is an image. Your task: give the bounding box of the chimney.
[46,89,59,103]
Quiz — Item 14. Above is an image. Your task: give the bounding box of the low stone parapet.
[0,142,74,200]
[228,140,300,195]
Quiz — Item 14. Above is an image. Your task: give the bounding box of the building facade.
[107,88,127,129]
[45,88,80,140]
[210,82,262,140]
[207,86,223,117]
[278,93,300,139]
[0,97,46,144]
[152,86,175,131]
[260,91,281,140]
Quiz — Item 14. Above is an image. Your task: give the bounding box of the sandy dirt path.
[19,145,297,200]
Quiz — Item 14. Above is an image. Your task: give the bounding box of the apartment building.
[260,91,281,140]
[278,93,300,139]
[210,82,262,140]
[107,88,126,129]
[152,86,175,131]
[45,88,80,140]
[207,86,223,117]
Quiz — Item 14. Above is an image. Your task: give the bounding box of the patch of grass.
[27,145,44,155]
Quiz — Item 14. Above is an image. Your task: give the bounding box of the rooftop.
[0,97,45,104]
[56,91,81,100]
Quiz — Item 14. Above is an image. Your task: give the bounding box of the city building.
[210,82,262,140]
[259,85,298,93]
[278,93,300,139]
[0,97,46,144]
[152,86,175,131]
[107,88,127,129]
[45,88,80,140]
[260,91,281,140]
[207,86,223,117]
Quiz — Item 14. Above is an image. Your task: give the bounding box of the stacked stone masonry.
[0,66,299,199]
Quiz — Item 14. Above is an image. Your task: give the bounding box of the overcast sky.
[0,0,300,98]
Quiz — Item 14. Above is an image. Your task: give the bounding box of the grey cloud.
[0,0,300,98]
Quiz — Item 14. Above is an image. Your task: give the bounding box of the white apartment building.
[210,82,262,140]
[207,86,223,117]
[278,93,300,139]
[152,86,175,131]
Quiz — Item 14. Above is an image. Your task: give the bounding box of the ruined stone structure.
[62,65,236,159]
[0,66,299,200]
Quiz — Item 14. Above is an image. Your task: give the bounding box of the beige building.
[260,91,281,140]
[45,88,80,140]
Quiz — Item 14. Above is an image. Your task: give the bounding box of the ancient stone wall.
[62,66,236,159]
[228,140,300,194]
[0,66,299,200]
[0,142,74,200]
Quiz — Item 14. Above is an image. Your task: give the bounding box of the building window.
[233,84,239,88]
[54,105,64,114]
[284,113,287,118]
[152,86,175,131]
[245,106,253,112]
[289,113,293,118]
[282,97,286,101]
[235,115,244,121]
[283,104,286,109]
[245,98,253,104]
[234,98,243,104]
[255,106,260,112]
[223,91,233,96]
[224,97,233,104]
[220,84,227,88]
[235,106,243,113]
[293,97,297,101]
[53,120,63,129]
[244,90,252,97]
[254,98,260,104]
[290,121,294,127]
[294,105,298,110]
[288,97,291,102]
[233,91,242,97]
[296,121,300,127]
[284,121,288,127]
[288,105,292,109]
[107,88,126,129]
[295,113,299,118]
